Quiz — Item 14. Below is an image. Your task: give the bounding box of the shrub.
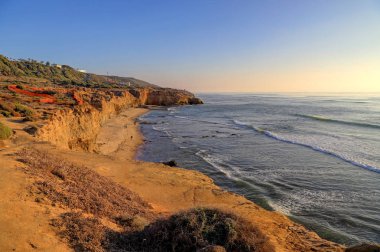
[122,208,271,252]
[53,208,272,252]
[0,122,12,139]
[14,103,34,116]
[0,101,15,115]
[0,110,11,117]
[52,212,107,252]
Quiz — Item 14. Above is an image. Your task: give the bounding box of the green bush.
[0,101,14,113]
[0,122,12,140]
[0,110,12,117]
[14,103,34,116]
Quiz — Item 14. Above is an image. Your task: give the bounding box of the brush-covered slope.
[1,54,161,89]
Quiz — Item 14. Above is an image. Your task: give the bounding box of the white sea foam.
[232,120,380,174]
[296,114,380,129]
[167,107,178,114]
[195,150,241,178]
[152,125,171,136]
[174,115,188,119]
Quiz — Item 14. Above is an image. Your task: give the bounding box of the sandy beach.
[0,107,345,251]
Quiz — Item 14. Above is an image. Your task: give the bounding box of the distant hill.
[101,76,160,88]
[0,54,160,89]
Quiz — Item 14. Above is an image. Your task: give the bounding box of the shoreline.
[0,107,345,251]
[91,107,345,251]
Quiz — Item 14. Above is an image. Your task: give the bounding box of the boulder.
[162,160,178,167]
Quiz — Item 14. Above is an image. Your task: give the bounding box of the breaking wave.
[195,150,239,178]
[232,120,380,174]
[296,114,380,129]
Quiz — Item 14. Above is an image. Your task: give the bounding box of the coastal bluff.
[36,87,202,151]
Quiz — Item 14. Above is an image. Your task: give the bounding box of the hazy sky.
[1,0,379,92]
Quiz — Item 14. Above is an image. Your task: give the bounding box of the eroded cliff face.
[36,87,202,151]
[37,90,139,151]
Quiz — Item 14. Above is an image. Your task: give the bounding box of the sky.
[0,0,379,92]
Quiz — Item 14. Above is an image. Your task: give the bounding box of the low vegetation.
[0,100,35,117]
[17,148,154,220]
[0,100,17,117]
[0,54,159,88]
[18,148,272,252]
[14,103,34,116]
[53,208,271,252]
[120,208,270,252]
[0,122,12,140]
[52,212,108,252]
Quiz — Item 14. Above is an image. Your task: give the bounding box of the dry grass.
[17,148,154,221]
[52,212,107,252]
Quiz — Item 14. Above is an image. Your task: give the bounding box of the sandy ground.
[0,108,344,251]
[0,119,71,251]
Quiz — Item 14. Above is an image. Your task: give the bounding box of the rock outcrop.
[129,88,203,106]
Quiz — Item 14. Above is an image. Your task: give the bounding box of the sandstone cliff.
[129,87,203,105]
[36,87,202,151]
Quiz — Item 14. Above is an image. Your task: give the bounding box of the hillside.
[0,54,159,89]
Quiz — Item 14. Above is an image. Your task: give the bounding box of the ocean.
[137,93,380,245]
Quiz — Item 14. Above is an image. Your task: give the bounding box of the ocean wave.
[296,114,380,129]
[174,115,188,119]
[167,107,178,114]
[195,150,240,178]
[152,125,172,136]
[232,120,380,174]
[173,115,231,127]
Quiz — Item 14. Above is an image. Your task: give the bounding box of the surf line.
[232,120,380,174]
